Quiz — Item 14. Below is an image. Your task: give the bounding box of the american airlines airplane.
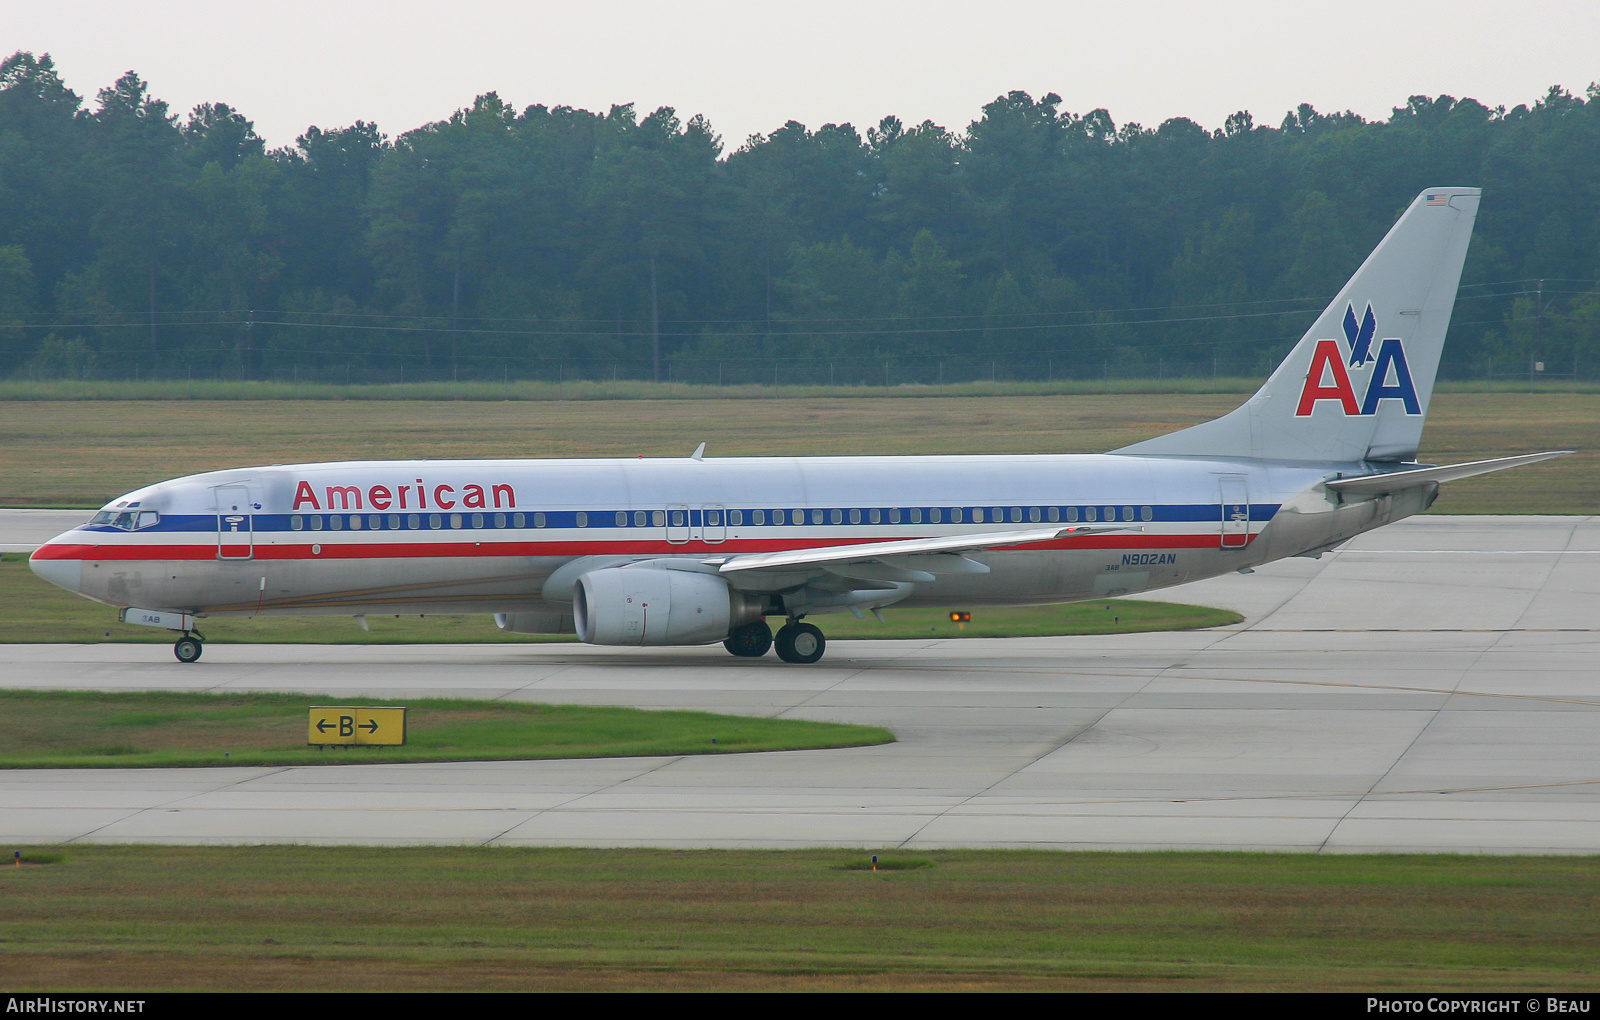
[29,187,1565,664]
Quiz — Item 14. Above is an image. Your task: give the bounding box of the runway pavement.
[2,514,1597,853]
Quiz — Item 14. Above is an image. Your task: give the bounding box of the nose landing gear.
[173,631,204,663]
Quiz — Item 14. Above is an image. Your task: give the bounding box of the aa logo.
[1294,303,1420,417]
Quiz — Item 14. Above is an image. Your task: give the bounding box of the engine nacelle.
[494,611,574,634]
[574,566,763,645]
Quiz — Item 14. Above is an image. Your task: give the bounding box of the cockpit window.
[91,510,160,531]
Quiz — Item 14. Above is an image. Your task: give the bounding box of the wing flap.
[717,524,1136,576]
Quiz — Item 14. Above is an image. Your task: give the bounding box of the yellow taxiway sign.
[308,706,407,746]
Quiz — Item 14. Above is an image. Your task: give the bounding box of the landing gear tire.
[774,622,825,664]
[173,634,203,664]
[724,620,774,658]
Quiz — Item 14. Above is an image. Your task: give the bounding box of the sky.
[6,0,1599,150]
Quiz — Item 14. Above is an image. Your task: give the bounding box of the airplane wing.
[1324,451,1571,497]
[715,524,1137,581]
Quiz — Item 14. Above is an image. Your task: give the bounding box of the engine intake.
[574,566,763,645]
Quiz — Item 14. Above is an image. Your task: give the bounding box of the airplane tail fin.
[1115,187,1480,463]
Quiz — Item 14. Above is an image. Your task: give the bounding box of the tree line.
[2,50,1598,385]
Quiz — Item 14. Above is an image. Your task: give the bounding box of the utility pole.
[451,260,461,383]
[649,251,661,383]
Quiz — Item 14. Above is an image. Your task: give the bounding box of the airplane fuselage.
[29,452,1418,622]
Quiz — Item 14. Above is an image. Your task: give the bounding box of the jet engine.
[573,565,764,645]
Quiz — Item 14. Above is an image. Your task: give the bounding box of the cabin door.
[214,484,255,560]
[1219,476,1250,549]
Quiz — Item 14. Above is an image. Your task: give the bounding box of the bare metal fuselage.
[31,452,1422,622]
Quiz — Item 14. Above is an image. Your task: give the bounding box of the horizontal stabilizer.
[1325,451,1571,496]
[717,525,1136,576]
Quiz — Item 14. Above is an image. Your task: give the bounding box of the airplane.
[28,187,1568,664]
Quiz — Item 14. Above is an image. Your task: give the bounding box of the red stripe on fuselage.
[32,531,1251,563]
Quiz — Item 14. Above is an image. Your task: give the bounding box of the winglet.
[691,443,706,461]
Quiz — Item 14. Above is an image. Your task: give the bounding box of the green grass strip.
[0,689,893,768]
[2,846,1598,991]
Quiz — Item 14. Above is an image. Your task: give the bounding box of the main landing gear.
[774,622,825,664]
[173,630,204,664]
[723,619,828,663]
[724,620,773,658]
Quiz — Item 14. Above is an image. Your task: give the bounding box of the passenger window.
[652,510,664,527]
[1047,507,1059,523]
[290,516,303,531]
[811,509,823,525]
[909,508,922,524]
[890,508,902,524]
[447,514,460,528]
[634,511,647,527]
[707,510,722,526]
[533,513,546,528]
[576,512,588,528]
[869,508,881,524]
[368,515,382,530]
[752,509,766,525]
[1066,507,1078,522]
[848,508,861,524]
[949,508,962,523]
[388,515,400,529]
[792,510,804,525]
[1010,507,1022,523]
[616,512,628,527]
[829,509,841,525]
[429,514,441,529]
[730,509,743,526]
[349,515,362,531]
[332,516,345,531]
[408,514,420,529]
[311,516,324,531]
[494,513,506,528]
[1141,506,1153,521]
[1085,507,1097,522]
[972,508,985,523]
[929,508,943,524]
[1123,506,1134,522]
[472,513,483,528]
[1029,507,1041,523]
[670,510,685,527]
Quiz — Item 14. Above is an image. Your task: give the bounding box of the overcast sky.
[7,1,1599,150]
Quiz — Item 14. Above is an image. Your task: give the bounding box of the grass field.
[2,846,1598,991]
[0,690,892,767]
[2,390,1593,512]
[0,554,1238,643]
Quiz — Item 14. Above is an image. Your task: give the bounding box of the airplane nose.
[28,545,82,593]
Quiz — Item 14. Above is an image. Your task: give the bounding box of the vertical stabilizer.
[1115,188,1480,463]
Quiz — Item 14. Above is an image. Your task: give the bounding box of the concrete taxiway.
[1,514,1597,853]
